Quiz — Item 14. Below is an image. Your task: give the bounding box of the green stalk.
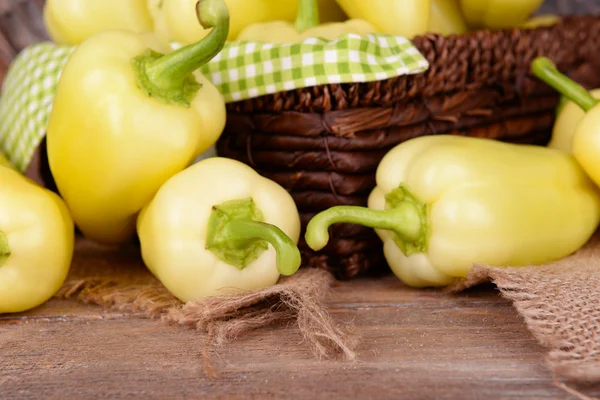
[0,230,10,266]
[295,0,320,33]
[305,204,422,252]
[217,220,302,276]
[205,197,301,276]
[134,0,229,106]
[532,57,599,112]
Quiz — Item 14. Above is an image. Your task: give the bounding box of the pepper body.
[305,135,600,288]
[429,0,468,36]
[148,0,298,44]
[520,14,561,29]
[0,166,74,314]
[44,0,154,45]
[458,0,544,29]
[335,0,430,39]
[0,151,14,170]
[236,21,302,43]
[532,58,600,189]
[236,0,376,43]
[46,0,228,245]
[548,89,600,154]
[299,19,377,41]
[137,157,301,302]
[236,19,376,43]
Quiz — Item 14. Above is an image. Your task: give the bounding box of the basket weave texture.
[2,0,600,280]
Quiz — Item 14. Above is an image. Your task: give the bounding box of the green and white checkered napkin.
[0,43,74,172]
[0,34,428,172]
[198,33,429,102]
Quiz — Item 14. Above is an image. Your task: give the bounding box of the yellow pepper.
[0,151,15,170]
[46,0,228,246]
[43,0,154,45]
[147,0,298,44]
[520,14,561,29]
[458,0,544,30]
[335,0,431,39]
[547,89,600,154]
[236,22,302,44]
[533,57,600,190]
[429,0,468,36]
[0,166,74,314]
[236,0,377,43]
[137,157,301,302]
[305,135,600,288]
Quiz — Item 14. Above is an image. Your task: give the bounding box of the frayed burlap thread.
[163,271,358,361]
[54,240,358,375]
[448,233,600,398]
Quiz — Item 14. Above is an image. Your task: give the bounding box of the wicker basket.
[2,0,600,280]
[218,8,600,279]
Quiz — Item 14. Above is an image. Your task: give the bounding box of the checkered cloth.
[0,43,74,172]
[199,34,429,102]
[0,35,428,172]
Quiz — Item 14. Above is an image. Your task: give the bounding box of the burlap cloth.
[448,231,600,400]
[449,232,600,386]
[55,228,600,397]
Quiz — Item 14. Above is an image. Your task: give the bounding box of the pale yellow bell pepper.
[520,14,561,29]
[46,0,228,246]
[0,166,74,314]
[236,0,377,43]
[305,135,600,288]
[44,0,154,45]
[533,57,600,191]
[0,151,15,170]
[335,0,431,39]
[147,0,298,44]
[458,0,544,30]
[429,0,468,36]
[137,157,301,302]
[548,89,600,154]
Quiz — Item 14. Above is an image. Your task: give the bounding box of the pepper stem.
[133,0,229,106]
[295,0,320,33]
[218,220,302,276]
[205,197,301,276]
[531,57,599,112]
[305,204,422,252]
[0,230,10,266]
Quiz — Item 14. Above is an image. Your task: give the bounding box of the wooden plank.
[1,278,598,399]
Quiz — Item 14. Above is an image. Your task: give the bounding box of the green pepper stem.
[295,0,320,32]
[305,204,422,252]
[531,57,599,112]
[219,220,301,276]
[144,0,229,93]
[0,230,10,266]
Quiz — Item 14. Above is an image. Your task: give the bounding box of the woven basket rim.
[223,14,600,113]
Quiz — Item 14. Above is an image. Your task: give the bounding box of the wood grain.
[2,276,599,399]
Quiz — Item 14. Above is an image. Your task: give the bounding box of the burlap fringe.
[55,268,358,375]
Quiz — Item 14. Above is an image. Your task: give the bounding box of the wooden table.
[2,271,595,399]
